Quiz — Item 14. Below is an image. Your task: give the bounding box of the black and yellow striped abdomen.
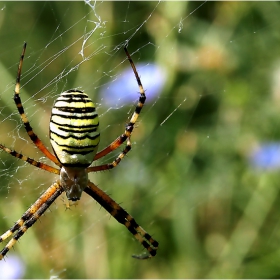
[50,89,100,167]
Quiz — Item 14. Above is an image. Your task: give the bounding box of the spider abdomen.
[50,89,100,167]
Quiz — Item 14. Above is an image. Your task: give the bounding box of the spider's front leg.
[85,181,158,258]
[0,181,63,260]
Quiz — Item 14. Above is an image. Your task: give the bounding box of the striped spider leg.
[87,46,146,172]
[85,182,158,259]
[14,43,61,167]
[0,43,158,260]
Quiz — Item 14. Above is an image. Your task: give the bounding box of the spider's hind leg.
[13,43,61,167]
[93,46,146,162]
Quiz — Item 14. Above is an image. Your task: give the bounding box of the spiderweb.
[1,1,280,278]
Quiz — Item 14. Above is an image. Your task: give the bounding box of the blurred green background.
[1,1,280,278]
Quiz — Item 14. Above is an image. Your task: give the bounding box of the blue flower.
[99,63,166,107]
[250,142,280,170]
[0,255,25,279]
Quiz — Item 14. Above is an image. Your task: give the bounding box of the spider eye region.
[60,167,88,201]
[49,90,100,167]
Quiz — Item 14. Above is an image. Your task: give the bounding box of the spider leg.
[14,43,62,167]
[0,181,63,260]
[0,144,60,174]
[87,138,131,172]
[85,181,158,259]
[93,46,146,161]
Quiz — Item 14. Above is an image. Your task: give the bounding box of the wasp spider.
[0,43,158,260]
